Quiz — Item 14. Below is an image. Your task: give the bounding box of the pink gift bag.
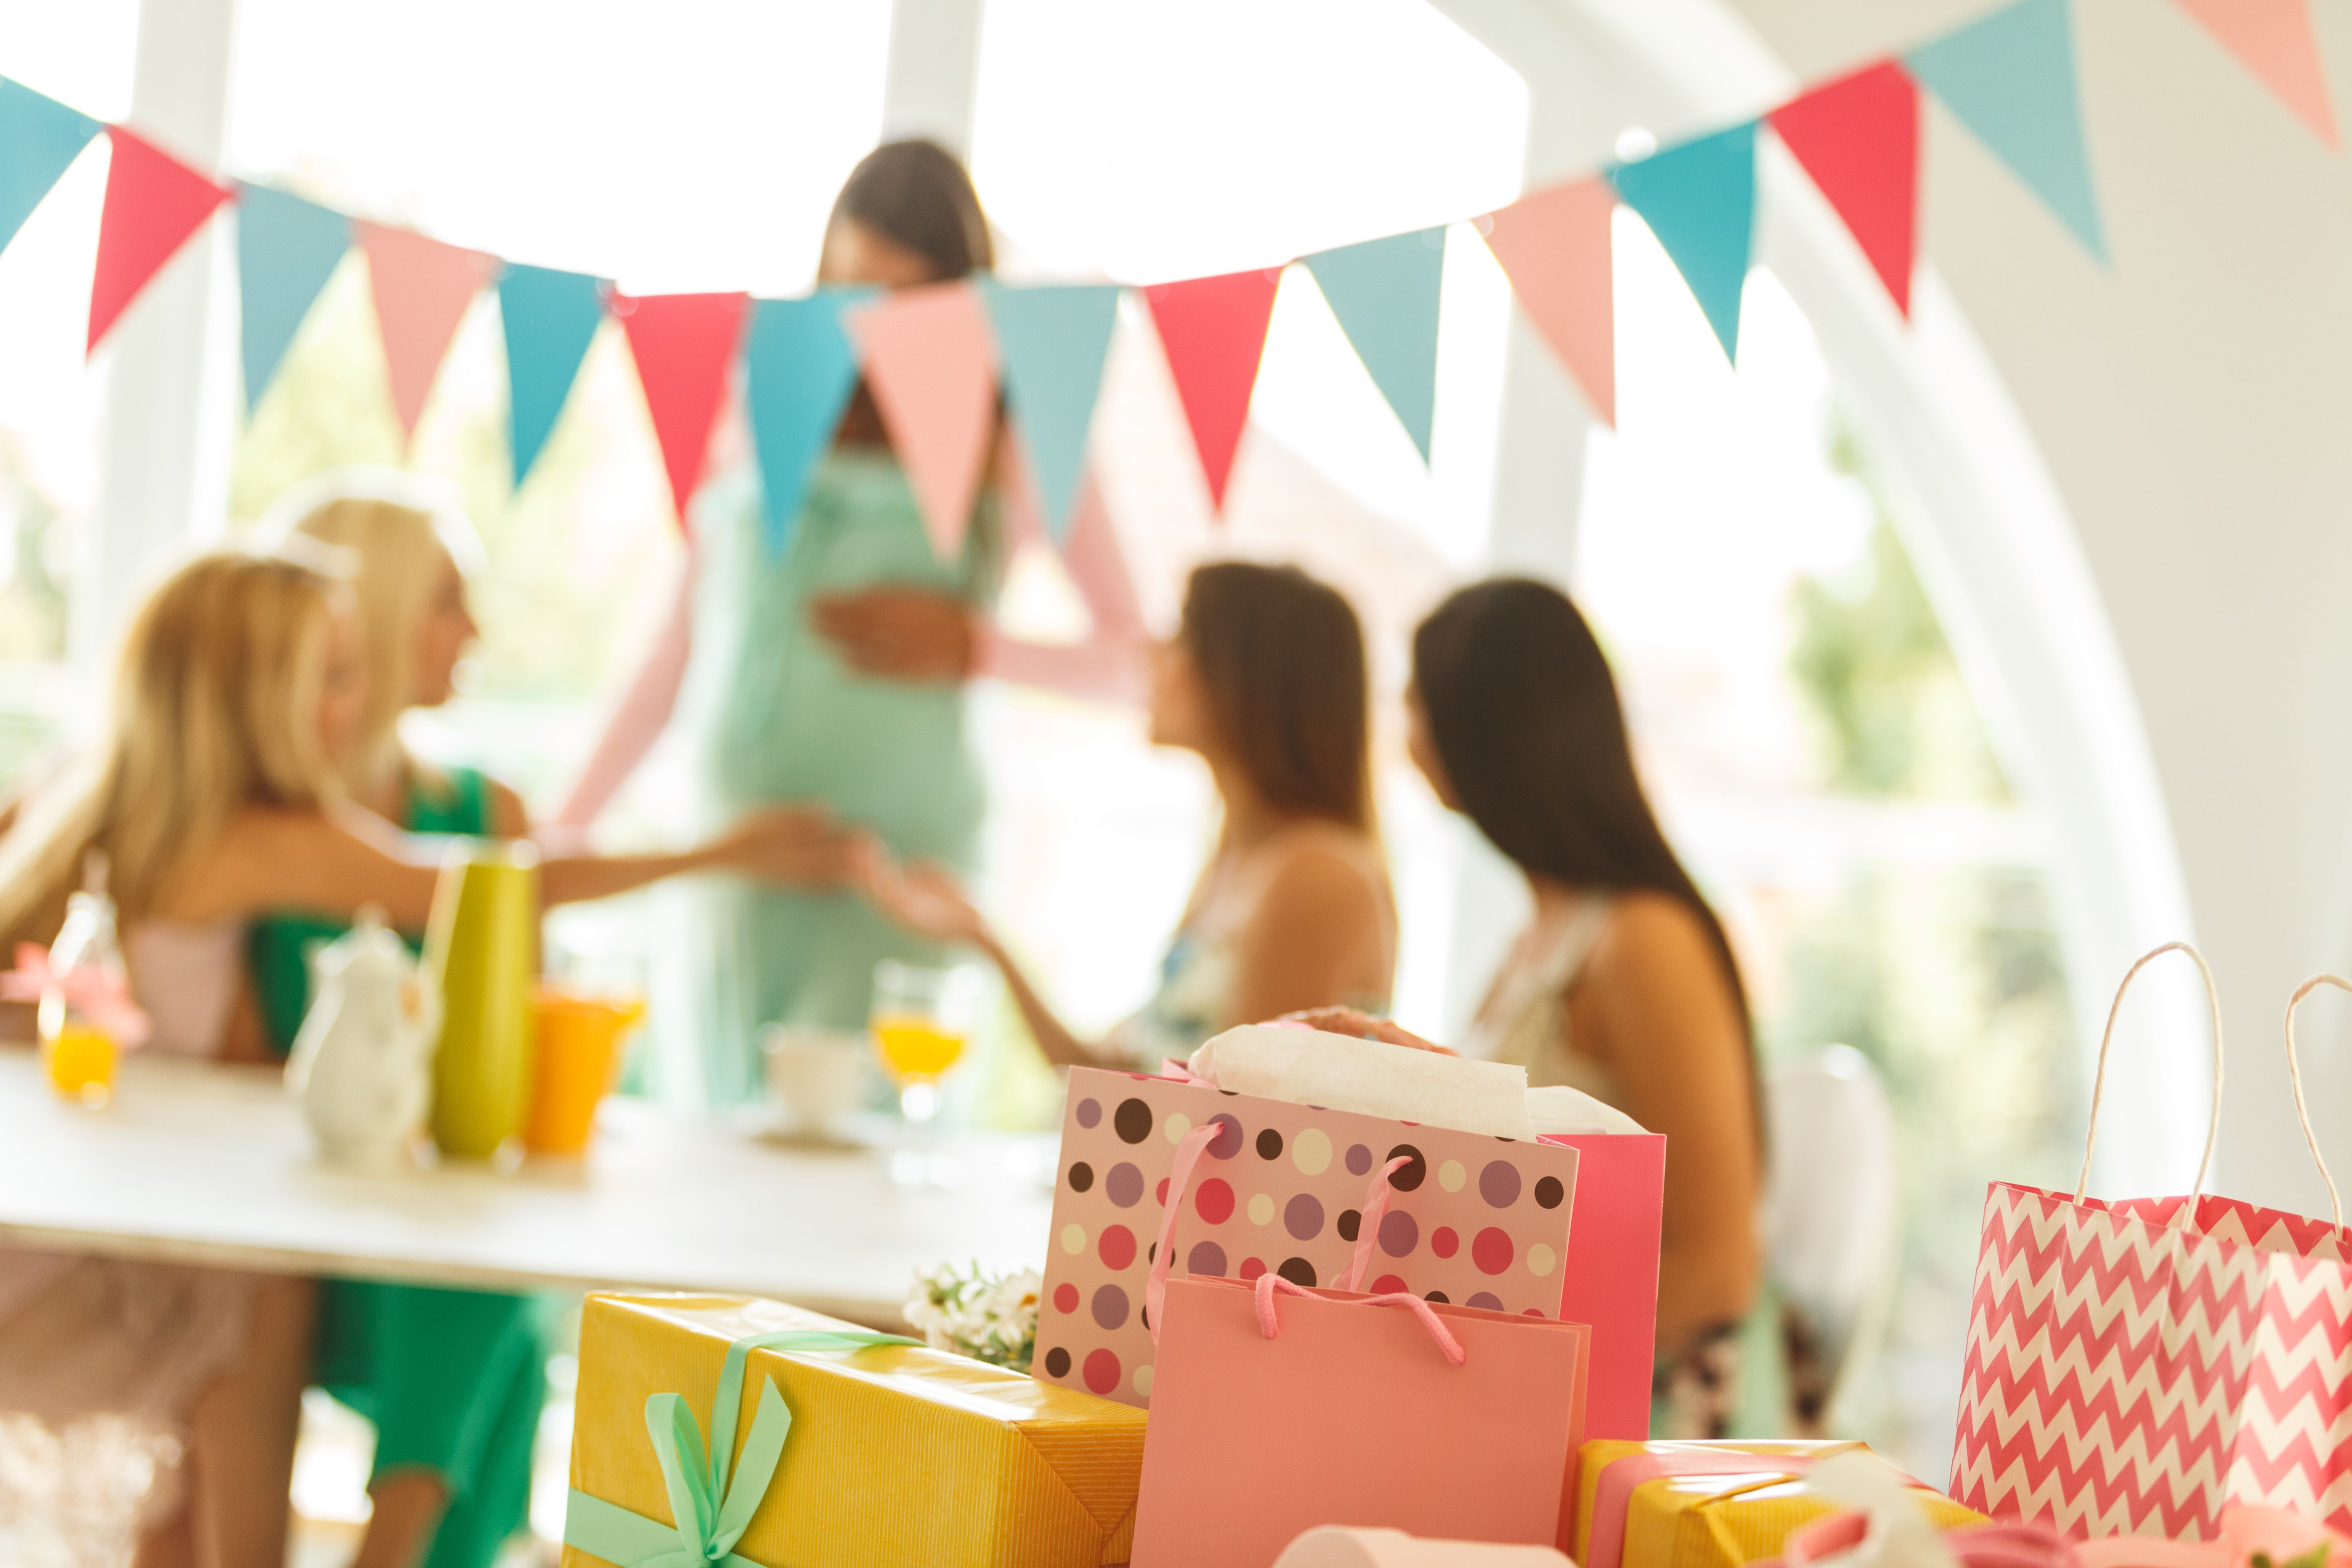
[1541,1131,1665,1440]
[1037,1066,1582,1410]
[1131,1273,1591,1568]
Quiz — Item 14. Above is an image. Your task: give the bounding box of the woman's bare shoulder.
[1254,824,1390,905]
[1588,889,1726,980]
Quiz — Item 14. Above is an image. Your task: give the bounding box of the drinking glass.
[870,960,983,1186]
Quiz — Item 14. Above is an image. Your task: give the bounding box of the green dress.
[647,451,996,1108]
[249,767,550,1568]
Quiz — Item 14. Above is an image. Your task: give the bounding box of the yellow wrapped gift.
[1574,1441,1989,1568]
[561,1293,1147,1568]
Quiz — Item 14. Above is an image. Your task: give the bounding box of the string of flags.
[0,0,2333,561]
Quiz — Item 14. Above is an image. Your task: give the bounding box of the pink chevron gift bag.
[1036,1065,1583,1411]
[1951,947,2352,1541]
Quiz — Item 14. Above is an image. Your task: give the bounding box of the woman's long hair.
[822,139,994,279]
[1182,561,1374,835]
[0,548,347,948]
[268,468,481,801]
[1413,578,1754,1052]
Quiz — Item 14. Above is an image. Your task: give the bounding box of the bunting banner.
[1609,121,1758,364]
[2168,0,2336,146]
[359,221,497,442]
[0,79,100,261]
[0,0,2275,525]
[236,183,350,412]
[1768,62,1920,316]
[1145,268,1282,512]
[1479,176,1616,425]
[1304,228,1446,462]
[615,290,750,529]
[744,288,867,557]
[1906,0,2107,261]
[982,281,1122,544]
[498,263,607,486]
[847,281,1000,561]
[89,127,232,354]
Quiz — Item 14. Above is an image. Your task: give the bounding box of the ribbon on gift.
[1,943,151,1048]
[1586,1444,1877,1568]
[562,1327,919,1568]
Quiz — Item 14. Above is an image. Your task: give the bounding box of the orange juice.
[44,1021,116,1105]
[524,990,643,1156]
[871,1015,965,1081]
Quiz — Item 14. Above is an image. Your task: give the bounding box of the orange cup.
[524,989,644,1156]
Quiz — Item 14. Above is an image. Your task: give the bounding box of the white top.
[1458,896,1624,1104]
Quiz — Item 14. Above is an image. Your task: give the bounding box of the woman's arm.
[1224,841,1392,1028]
[1572,892,1762,1358]
[550,548,697,830]
[971,466,1149,706]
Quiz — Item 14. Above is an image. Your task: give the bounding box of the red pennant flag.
[1769,62,1919,316]
[2170,0,2336,146]
[616,291,750,528]
[358,222,497,443]
[1143,267,1281,512]
[1480,176,1617,426]
[87,127,232,354]
[845,282,1000,561]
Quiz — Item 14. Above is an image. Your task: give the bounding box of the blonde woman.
[0,547,842,1566]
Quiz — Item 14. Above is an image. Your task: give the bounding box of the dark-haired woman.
[553,140,1147,1106]
[857,561,1394,1067]
[1295,577,1765,1439]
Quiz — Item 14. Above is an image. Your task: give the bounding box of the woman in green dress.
[551,140,1146,1108]
[250,479,856,1568]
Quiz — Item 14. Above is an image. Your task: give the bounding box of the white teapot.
[285,906,441,1170]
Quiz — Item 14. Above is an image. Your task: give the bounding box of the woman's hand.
[811,586,976,682]
[851,835,989,945]
[1279,1007,1459,1057]
[714,805,856,887]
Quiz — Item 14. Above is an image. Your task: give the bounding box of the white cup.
[760,1026,870,1133]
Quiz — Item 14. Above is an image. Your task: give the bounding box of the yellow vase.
[425,841,539,1160]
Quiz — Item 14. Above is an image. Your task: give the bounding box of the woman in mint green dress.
[552,140,1147,1108]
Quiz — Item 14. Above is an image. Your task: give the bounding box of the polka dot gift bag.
[1035,1056,1586,1415]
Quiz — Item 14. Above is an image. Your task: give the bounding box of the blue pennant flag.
[1305,228,1445,462]
[745,289,868,557]
[1610,121,1757,364]
[498,264,607,486]
[0,79,100,260]
[235,184,350,414]
[980,281,1122,543]
[1905,0,2105,261]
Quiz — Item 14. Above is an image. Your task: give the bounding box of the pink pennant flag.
[1479,176,1616,425]
[615,290,750,529]
[1769,62,1919,316]
[1143,268,1281,512]
[845,281,1000,560]
[2170,0,2336,145]
[358,222,498,442]
[87,127,232,354]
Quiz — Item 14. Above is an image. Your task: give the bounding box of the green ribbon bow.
[563,1328,920,1568]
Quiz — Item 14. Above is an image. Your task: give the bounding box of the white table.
[0,1050,1058,1325]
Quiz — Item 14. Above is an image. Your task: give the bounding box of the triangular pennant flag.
[498,263,607,487]
[1480,177,1616,425]
[88,127,232,354]
[1904,0,2106,261]
[357,222,497,441]
[1608,121,1757,364]
[235,184,351,412]
[1143,267,1281,512]
[845,282,1000,561]
[980,281,1122,545]
[0,79,100,261]
[1768,62,1920,316]
[2169,0,2336,146]
[1305,228,1446,462]
[744,289,866,557]
[615,290,750,528]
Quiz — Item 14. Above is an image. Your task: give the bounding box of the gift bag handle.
[2284,975,2349,1229]
[1336,1155,1414,1293]
[2075,942,2224,1203]
[1252,1272,1466,1365]
[1145,1120,1223,1347]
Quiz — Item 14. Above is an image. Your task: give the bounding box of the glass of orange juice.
[870,960,983,1186]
